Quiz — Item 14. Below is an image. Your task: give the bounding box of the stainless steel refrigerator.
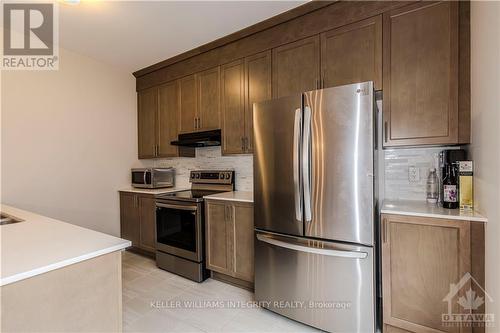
[253,81,376,333]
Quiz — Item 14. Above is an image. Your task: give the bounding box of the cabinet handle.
[197,118,201,129]
[194,118,197,130]
[384,121,388,143]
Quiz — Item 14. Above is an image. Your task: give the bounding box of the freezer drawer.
[254,230,375,333]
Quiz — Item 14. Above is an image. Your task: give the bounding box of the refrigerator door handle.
[293,108,302,221]
[256,233,368,259]
[302,106,312,222]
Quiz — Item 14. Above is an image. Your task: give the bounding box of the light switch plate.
[408,166,420,183]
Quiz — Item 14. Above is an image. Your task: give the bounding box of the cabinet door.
[245,51,271,153]
[138,195,156,253]
[231,202,254,282]
[206,201,232,275]
[137,87,157,159]
[321,15,382,90]
[272,36,320,98]
[197,67,221,131]
[221,60,245,155]
[119,193,140,247]
[382,214,471,333]
[158,81,179,157]
[383,2,459,147]
[178,75,197,134]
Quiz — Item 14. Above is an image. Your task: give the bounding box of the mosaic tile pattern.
[137,147,253,191]
[383,146,459,201]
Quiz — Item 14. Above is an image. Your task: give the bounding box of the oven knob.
[225,173,231,179]
[219,174,224,179]
[191,173,195,179]
[195,173,200,179]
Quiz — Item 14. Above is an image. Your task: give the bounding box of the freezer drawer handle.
[256,234,368,259]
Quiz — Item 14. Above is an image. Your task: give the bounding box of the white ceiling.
[58,1,307,73]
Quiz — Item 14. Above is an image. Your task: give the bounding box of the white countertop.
[381,200,487,223]
[204,191,254,203]
[0,205,131,286]
[119,187,187,195]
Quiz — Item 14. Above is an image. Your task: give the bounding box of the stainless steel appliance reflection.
[155,170,234,282]
[253,82,376,332]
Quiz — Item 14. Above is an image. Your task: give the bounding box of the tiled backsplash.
[383,146,459,201]
[135,142,457,199]
[137,147,253,191]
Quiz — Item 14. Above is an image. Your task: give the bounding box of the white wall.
[470,0,500,325]
[1,48,137,236]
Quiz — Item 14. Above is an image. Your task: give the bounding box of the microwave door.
[253,95,303,236]
[303,82,375,245]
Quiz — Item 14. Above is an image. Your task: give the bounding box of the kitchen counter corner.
[381,200,487,223]
[204,191,253,203]
[0,204,131,286]
[118,187,187,195]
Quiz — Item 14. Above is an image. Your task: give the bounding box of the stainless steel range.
[155,170,234,282]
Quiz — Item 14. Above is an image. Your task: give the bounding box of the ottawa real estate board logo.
[2,1,59,70]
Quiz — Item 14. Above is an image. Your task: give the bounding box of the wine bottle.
[443,164,458,209]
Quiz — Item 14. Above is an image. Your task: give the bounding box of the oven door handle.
[156,203,198,211]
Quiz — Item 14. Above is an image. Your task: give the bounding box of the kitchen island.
[0,204,131,332]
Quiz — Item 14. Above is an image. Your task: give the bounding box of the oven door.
[155,201,202,262]
[132,169,152,188]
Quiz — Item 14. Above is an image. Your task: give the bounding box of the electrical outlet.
[408,166,420,183]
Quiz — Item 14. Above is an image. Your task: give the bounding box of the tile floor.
[122,250,320,333]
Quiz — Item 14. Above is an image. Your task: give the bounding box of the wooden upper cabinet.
[137,87,157,159]
[221,60,245,155]
[382,214,471,333]
[157,81,179,157]
[197,67,221,131]
[321,15,382,90]
[383,1,462,147]
[178,74,197,134]
[272,36,320,98]
[245,50,272,153]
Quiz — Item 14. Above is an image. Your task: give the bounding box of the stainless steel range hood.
[170,129,221,147]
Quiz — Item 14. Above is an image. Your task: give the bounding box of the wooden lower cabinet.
[206,201,231,272]
[381,214,485,333]
[119,192,157,255]
[384,325,413,333]
[205,200,254,285]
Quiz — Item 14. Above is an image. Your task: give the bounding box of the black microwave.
[131,168,175,189]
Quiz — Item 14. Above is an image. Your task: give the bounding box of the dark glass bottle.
[443,164,458,209]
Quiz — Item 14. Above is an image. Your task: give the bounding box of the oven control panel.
[189,170,234,184]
